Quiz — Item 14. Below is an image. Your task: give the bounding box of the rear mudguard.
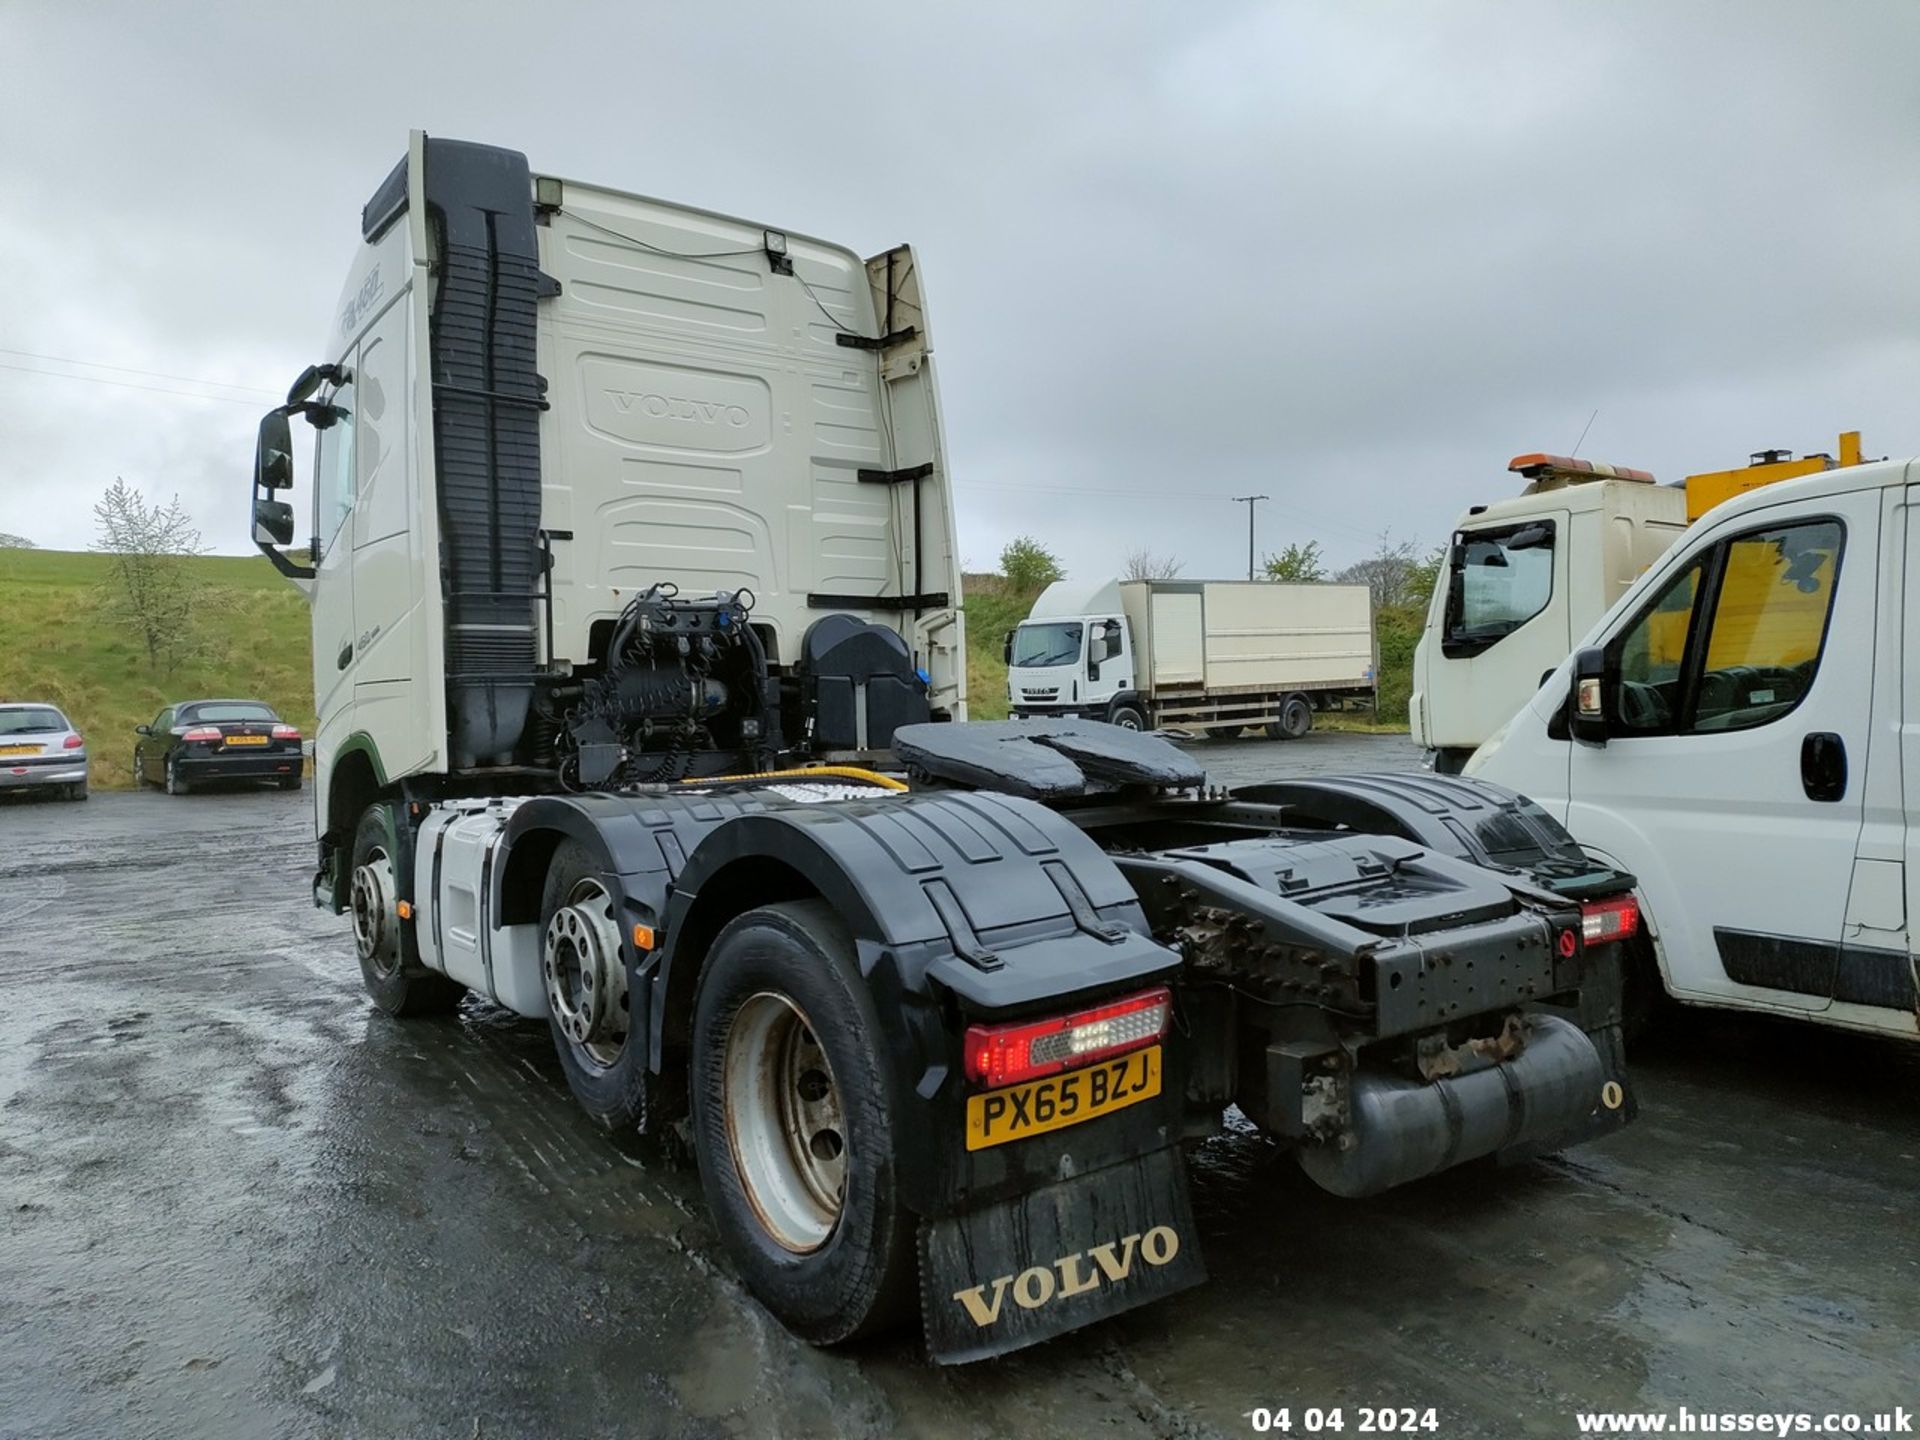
[1232,772,1634,900]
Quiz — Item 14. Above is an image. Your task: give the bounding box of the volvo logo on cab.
[604,389,751,427]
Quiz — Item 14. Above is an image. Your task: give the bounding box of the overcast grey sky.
[2,1,1916,580]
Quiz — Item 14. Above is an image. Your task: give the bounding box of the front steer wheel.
[690,900,916,1346]
[350,805,462,1017]
[541,839,654,1132]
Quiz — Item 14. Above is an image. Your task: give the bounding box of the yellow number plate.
[965,1046,1161,1152]
[224,735,269,746]
[0,744,38,756]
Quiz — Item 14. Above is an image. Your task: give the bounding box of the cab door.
[1567,494,1874,1012]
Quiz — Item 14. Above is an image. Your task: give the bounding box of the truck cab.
[1469,457,1920,1037]
[1411,455,1687,772]
[1006,578,1136,724]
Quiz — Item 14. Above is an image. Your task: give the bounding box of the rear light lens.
[62,734,83,749]
[1580,894,1640,946]
[180,726,221,742]
[273,725,301,740]
[963,986,1171,1089]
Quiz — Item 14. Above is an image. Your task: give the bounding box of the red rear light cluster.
[180,726,221,742]
[962,986,1171,1089]
[273,725,301,740]
[1580,894,1641,946]
[62,734,84,749]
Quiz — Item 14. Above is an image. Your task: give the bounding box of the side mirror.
[255,411,294,490]
[1003,630,1014,665]
[135,724,151,737]
[254,497,296,547]
[1104,628,1124,661]
[1568,646,1608,745]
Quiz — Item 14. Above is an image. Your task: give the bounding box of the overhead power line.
[0,348,281,399]
[0,361,268,408]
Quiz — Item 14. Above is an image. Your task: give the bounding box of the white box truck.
[246,133,1641,1362]
[1006,577,1374,738]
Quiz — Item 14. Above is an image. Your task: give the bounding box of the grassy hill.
[0,549,314,789]
[0,549,1410,791]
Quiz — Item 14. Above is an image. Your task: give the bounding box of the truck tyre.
[1431,748,1472,776]
[351,804,462,1018]
[690,900,916,1346]
[1267,694,1313,740]
[278,774,302,792]
[1109,703,1147,731]
[164,757,190,795]
[541,839,653,1132]
[1620,930,1669,1044]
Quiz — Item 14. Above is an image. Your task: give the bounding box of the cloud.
[1,0,1915,582]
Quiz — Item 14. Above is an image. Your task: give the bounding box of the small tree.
[1336,532,1444,611]
[1000,535,1065,592]
[0,532,34,549]
[1122,548,1183,581]
[93,477,207,673]
[1263,540,1325,583]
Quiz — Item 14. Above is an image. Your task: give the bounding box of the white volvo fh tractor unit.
[249,134,1644,1362]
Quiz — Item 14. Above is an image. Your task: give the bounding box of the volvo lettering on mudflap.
[249,134,1640,1362]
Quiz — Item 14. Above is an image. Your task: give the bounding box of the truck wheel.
[1109,703,1147,731]
[164,757,190,795]
[1431,748,1472,776]
[278,774,302,792]
[690,900,915,1345]
[351,804,462,1017]
[541,839,654,1132]
[1267,694,1313,740]
[1620,931,1669,1044]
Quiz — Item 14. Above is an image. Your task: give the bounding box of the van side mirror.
[1568,646,1608,745]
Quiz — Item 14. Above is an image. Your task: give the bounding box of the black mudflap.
[918,1145,1205,1363]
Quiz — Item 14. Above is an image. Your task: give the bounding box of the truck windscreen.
[1443,521,1555,657]
[1011,622,1083,668]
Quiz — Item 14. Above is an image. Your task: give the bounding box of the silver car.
[0,702,89,801]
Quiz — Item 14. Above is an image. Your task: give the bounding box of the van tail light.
[180,726,221,743]
[63,733,84,749]
[1580,894,1640,946]
[272,725,301,740]
[963,986,1172,1090]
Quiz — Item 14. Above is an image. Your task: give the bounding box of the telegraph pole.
[1232,495,1267,581]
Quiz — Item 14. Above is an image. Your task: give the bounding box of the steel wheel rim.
[542,878,628,1069]
[722,991,846,1254]
[350,844,398,976]
[1115,711,1141,731]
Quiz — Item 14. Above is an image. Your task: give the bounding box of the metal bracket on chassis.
[917,1145,1205,1363]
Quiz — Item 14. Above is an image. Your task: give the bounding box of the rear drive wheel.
[542,839,653,1132]
[66,783,88,802]
[351,804,462,1017]
[1109,703,1147,731]
[1266,694,1313,740]
[278,774,302,792]
[690,900,915,1345]
[164,757,190,795]
[133,749,148,787]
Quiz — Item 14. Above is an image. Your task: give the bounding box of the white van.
[1468,457,1919,1037]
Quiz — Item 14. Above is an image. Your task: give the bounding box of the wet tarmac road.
[2,733,1916,1439]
